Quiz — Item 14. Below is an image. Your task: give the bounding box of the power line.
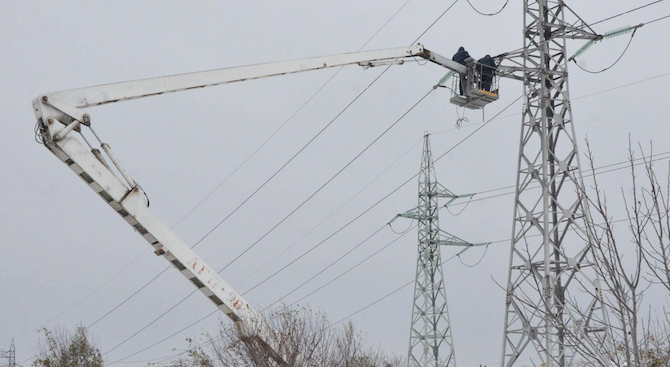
[123,175,652,366]
[410,0,459,44]
[231,137,423,288]
[275,152,662,307]
[120,136,425,337]
[103,65,670,365]
[102,289,198,357]
[571,9,670,75]
[192,114,670,353]
[430,70,670,137]
[261,223,388,310]
[281,150,670,308]
[109,72,430,357]
[221,1,458,291]
[321,248,465,334]
[239,88,436,296]
[465,0,509,16]
[102,4,464,360]
[100,44,397,366]
[287,225,415,308]
[107,87,521,366]
[88,267,171,329]
[590,1,664,27]
[126,225,415,364]
[170,0,413,230]
[6,246,149,342]
[18,2,418,363]
[448,150,670,208]
[572,72,670,100]
[108,309,219,365]
[573,28,638,74]
[103,8,670,366]
[645,13,670,25]
[217,66,403,274]
[321,210,641,337]
[103,72,431,362]
[125,143,666,365]
[499,6,668,63]
[102,0,416,331]
[98,4,670,362]
[20,0,416,352]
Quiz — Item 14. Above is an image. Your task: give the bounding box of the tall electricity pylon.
[393,134,484,367]
[499,1,611,366]
[0,339,15,367]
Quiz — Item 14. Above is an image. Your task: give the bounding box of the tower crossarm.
[494,2,603,82]
[438,229,489,248]
[562,2,603,41]
[392,208,437,222]
[391,191,474,223]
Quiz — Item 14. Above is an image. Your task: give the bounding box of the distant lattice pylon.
[0,339,15,367]
[392,133,487,367]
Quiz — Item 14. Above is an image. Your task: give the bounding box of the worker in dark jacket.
[452,47,471,95]
[452,47,470,65]
[476,54,497,92]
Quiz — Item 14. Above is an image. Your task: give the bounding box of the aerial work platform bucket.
[449,66,499,110]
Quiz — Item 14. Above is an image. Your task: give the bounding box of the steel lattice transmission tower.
[500,1,611,366]
[0,339,15,367]
[393,134,485,367]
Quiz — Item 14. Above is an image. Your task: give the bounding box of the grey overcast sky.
[2,1,670,366]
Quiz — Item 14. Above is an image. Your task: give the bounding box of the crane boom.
[42,44,465,109]
[31,44,465,350]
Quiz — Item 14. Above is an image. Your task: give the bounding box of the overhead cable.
[239,88,437,296]
[106,3,464,358]
[590,1,664,27]
[123,146,662,365]
[113,51,670,367]
[232,137,423,287]
[103,64,397,361]
[499,6,667,62]
[645,13,670,25]
[107,90,521,366]
[36,1,416,355]
[572,28,638,74]
[218,70,421,275]
[19,1,418,363]
[261,223,390,311]
[410,0,459,44]
[114,4,456,340]
[170,0,413,230]
[102,289,198,357]
[465,0,509,16]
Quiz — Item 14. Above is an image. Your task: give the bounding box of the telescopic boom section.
[43,44,465,109]
[31,44,462,342]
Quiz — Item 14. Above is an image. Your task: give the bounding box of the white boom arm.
[42,44,465,109]
[32,44,463,344]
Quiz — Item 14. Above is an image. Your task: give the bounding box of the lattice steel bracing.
[501,1,611,366]
[395,134,482,367]
[0,339,15,367]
